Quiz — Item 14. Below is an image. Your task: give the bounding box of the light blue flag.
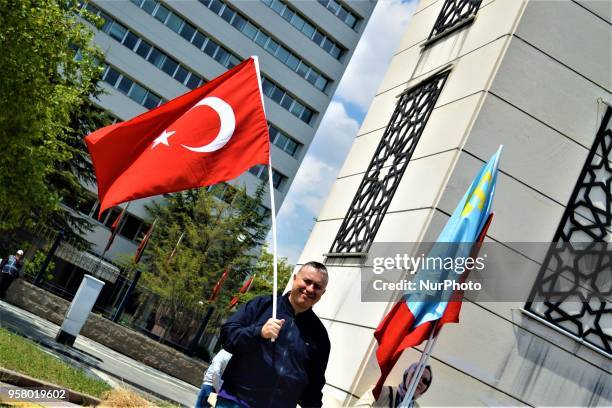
[406,146,503,327]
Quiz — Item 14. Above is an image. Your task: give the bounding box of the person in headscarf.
[354,363,432,407]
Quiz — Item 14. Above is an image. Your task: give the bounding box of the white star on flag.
[152,130,176,149]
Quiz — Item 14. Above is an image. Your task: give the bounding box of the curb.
[0,367,101,406]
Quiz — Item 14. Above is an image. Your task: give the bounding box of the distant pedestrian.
[354,363,432,407]
[0,249,24,299]
[194,349,232,408]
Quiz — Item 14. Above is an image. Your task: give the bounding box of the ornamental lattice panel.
[329,71,449,254]
[525,106,612,354]
[428,0,483,40]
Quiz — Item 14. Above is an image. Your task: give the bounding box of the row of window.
[102,64,164,109]
[101,206,151,242]
[261,77,313,124]
[128,0,316,124]
[68,194,151,243]
[127,0,242,70]
[249,165,286,189]
[317,0,360,29]
[269,123,299,157]
[199,0,330,92]
[85,2,206,90]
[259,0,345,59]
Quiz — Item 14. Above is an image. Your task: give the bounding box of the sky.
[272,0,418,264]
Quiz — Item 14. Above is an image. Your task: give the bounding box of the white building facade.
[77,0,375,259]
[297,0,611,405]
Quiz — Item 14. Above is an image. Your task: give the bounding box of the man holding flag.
[372,147,502,405]
[218,261,330,408]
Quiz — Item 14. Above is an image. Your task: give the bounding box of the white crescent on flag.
[181,97,236,153]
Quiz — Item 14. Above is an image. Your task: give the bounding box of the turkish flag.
[209,270,229,302]
[134,220,156,264]
[104,205,127,252]
[86,58,270,215]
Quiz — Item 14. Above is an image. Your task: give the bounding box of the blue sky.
[271,0,418,264]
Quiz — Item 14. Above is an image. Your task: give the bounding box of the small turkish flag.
[86,58,270,215]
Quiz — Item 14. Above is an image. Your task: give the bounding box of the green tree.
[239,245,294,306]
[137,183,269,336]
[0,0,103,231]
[47,86,113,245]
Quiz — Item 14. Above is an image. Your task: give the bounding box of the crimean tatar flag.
[85,58,270,215]
[373,147,502,398]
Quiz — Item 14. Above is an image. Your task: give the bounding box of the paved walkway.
[0,300,199,407]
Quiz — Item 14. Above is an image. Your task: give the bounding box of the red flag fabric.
[209,270,229,301]
[228,296,240,309]
[104,206,127,252]
[86,58,270,215]
[134,221,155,264]
[228,275,255,309]
[372,213,494,398]
[238,275,254,294]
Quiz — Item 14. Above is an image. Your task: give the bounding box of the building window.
[261,0,346,60]
[200,0,331,93]
[329,71,450,254]
[101,207,123,228]
[269,123,301,157]
[428,0,482,41]
[261,77,315,124]
[84,2,206,90]
[525,106,612,355]
[102,64,164,109]
[248,165,287,190]
[316,0,360,30]
[119,213,149,241]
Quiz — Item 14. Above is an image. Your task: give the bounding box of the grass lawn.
[0,327,111,398]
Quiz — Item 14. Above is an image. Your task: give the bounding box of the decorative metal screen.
[525,106,612,354]
[329,71,450,254]
[428,0,483,40]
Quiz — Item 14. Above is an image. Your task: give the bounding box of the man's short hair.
[300,261,328,277]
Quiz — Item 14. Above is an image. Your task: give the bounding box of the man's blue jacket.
[220,293,330,407]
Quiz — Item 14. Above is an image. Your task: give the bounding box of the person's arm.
[209,349,232,391]
[298,335,331,408]
[220,297,267,354]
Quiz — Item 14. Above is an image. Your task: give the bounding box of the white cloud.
[335,0,417,110]
[280,154,335,219]
[310,101,360,166]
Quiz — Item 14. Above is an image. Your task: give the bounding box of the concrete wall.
[5,280,207,387]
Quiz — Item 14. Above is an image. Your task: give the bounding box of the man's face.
[289,266,327,313]
[400,366,431,400]
[414,368,431,398]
